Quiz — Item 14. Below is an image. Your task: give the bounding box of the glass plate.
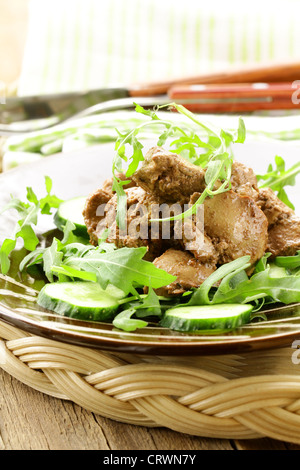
[0,141,299,355]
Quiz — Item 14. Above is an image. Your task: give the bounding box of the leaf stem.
[259,162,300,189]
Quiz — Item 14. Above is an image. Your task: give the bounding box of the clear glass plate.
[0,141,299,355]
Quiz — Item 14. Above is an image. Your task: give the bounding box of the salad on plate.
[0,103,300,335]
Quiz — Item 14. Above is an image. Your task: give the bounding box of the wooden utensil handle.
[167,81,300,112]
[172,101,298,113]
[169,82,298,99]
[129,62,300,96]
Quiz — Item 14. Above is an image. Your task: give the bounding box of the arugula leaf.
[0,197,30,216]
[186,255,300,308]
[275,250,300,270]
[112,287,162,331]
[133,287,162,318]
[16,223,40,252]
[133,103,160,121]
[0,239,17,275]
[254,252,272,273]
[97,228,118,253]
[61,242,94,259]
[187,256,252,306]
[112,102,245,225]
[234,117,247,143]
[60,220,77,245]
[39,176,63,214]
[19,223,177,298]
[212,269,300,305]
[112,308,148,332]
[0,176,63,275]
[111,176,128,231]
[19,248,45,273]
[170,134,214,164]
[113,108,180,180]
[42,238,63,282]
[19,221,91,279]
[26,186,39,205]
[256,156,300,209]
[119,287,162,317]
[50,264,97,282]
[63,246,176,296]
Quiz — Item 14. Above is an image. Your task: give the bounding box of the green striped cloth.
[18,0,300,95]
[4,0,300,170]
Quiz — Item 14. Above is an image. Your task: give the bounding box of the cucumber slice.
[160,304,253,332]
[54,196,88,237]
[37,281,120,321]
[104,283,127,300]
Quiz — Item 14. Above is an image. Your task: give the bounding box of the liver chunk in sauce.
[256,187,300,258]
[83,146,299,295]
[203,190,268,265]
[267,215,300,257]
[132,146,206,203]
[153,248,216,296]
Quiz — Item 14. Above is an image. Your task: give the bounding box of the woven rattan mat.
[1,319,300,443]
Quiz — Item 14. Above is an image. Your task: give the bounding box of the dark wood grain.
[0,369,230,450]
[129,62,300,96]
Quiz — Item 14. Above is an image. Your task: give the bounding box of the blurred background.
[1,0,300,171]
[2,0,300,95]
[0,0,28,94]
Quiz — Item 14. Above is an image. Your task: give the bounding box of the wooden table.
[1,366,299,451]
[0,0,299,452]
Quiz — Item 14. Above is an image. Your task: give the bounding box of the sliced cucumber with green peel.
[54,196,88,237]
[160,304,253,332]
[37,281,120,321]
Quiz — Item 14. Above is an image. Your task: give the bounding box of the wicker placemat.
[1,319,300,444]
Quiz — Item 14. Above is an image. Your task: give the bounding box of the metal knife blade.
[0,87,130,125]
